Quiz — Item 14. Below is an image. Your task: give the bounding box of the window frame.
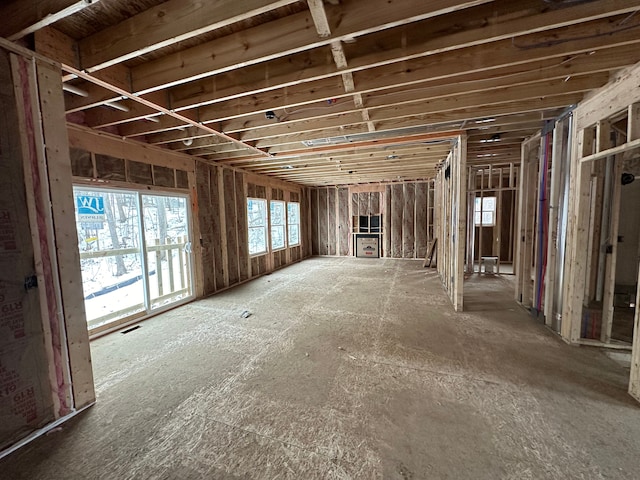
[269,199,287,251]
[247,197,268,256]
[287,201,301,247]
[474,196,496,227]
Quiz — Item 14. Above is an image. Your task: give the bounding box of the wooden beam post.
[630,261,640,401]
[544,118,566,324]
[561,126,595,343]
[453,134,467,311]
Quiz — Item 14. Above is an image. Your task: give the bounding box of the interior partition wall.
[551,62,640,403]
[466,163,519,275]
[436,135,467,311]
[1,42,94,459]
[309,182,435,259]
[515,114,573,331]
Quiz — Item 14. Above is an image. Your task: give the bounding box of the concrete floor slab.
[1,257,639,479]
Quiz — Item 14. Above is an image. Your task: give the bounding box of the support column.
[561,127,595,343]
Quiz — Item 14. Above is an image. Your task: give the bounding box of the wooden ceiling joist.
[0,0,96,41]
[78,0,300,71]
[61,63,269,159]
[129,0,494,93]
[60,2,640,115]
[10,0,638,185]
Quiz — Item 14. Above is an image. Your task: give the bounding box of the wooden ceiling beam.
[264,112,557,157]
[219,72,606,138]
[185,146,256,158]
[369,98,580,136]
[117,109,206,138]
[222,145,449,169]
[130,0,493,93]
[255,95,580,149]
[64,1,639,116]
[104,43,634,135]
[62,63,269,158]
[232,147,452,169]
[156,22,640,132]
[273,168,439,184]
[263,168,441,182]
[240,77,599,144]
[245,156,449,175]
[177,143,249,156]
[367,74,604,123]
[293,163,442,175]
[0,0,96,40]
[160,4,640,111]
[146,79,568,144]
[146,128,220,146]
[33,25,77,67]
[84,91,168,128]
[77,0,300,71]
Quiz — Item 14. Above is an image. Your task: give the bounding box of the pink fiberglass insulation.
[17,56,70,417]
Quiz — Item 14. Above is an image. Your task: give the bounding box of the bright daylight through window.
[270,200,286,250]
[247,198,268,255]
[474,196,496,226]
[287,202,300,246]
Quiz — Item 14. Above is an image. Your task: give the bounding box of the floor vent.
[121,325,141,334]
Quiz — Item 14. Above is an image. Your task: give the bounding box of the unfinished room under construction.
[1,0,640,478]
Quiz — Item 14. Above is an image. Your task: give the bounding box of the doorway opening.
[73,187,194,335]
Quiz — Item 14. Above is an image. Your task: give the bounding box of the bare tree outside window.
[248,198,267,255]
[287,202,300,246]
[270,200,286,250]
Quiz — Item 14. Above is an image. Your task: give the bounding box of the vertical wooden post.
[403,183,415,258]
[532,135,547,311]
[516,136,540,305]
[561,127,595,343]
[630,264,640,401]
[585,122,610,302]
[596,164,614,338]
[496,169,502,271]
[466,168,475,274]
[545,120,565,324]
[478,168,484,264]
[35,59,95,408]
[384,185,391,257]
[217,166,229,287]
[625,107,640,389]
[178,235,186,290]
[188,169,204,298]
[167,237,175,293]
[453,135,467,311]
[235,171,248,283]
[155,239,164,297]
[244,178,252,278]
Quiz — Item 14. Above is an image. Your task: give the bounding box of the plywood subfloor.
[2,258,640,479]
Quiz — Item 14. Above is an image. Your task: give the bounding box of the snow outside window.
[248,198,268,255]
[474,196,496,226]
[270,200,286,250]
[287,202,300,246]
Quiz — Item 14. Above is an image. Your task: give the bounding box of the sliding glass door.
[73,187,193,333]
[141,194,192,311]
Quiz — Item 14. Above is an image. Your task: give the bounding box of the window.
[474,196,496,226]
[287,202,300,246]
[73,187,194,332]
[270,200,286,250]
[247,198,268,255]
